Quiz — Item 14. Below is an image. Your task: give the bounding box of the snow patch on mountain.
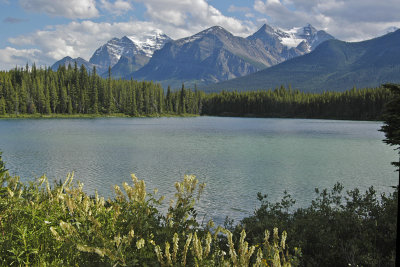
[89,30,172,73]
[127,29,172,57]
[279,27,304,48]
[277,26,314,48]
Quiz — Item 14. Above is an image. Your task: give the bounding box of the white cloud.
[19,0,99,19]
[7,19,195,68]
[100,0,133,15]
[0,47,43,70]
[133,0,255,37]
[8,20,163,62]
[253,0,400,41]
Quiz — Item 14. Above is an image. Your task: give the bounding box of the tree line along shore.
[0,63,393,120]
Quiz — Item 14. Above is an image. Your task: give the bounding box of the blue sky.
[1,0,399,70]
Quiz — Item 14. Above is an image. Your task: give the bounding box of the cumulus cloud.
[0,47,42,70]
[19,0,99,19]
[7,20,174,64]
[253,0,400,41]
[100,0,133,15]
[134,0,255,37]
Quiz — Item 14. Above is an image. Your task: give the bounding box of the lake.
[0,117,397,224]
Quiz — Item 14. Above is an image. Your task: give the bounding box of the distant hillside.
[205,30,400,93]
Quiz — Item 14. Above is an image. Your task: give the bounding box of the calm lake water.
[0,117,397,224]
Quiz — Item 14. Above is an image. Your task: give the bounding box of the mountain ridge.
[128,24,333,88]
[51,23,334,88]
[204,29,400,92]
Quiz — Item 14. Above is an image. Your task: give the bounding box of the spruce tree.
[91,67,99,114]
[179,83,186,114]
[107,66,115,114]
[380,83,400,267]
[0,98,6,115]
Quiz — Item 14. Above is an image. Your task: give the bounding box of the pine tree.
[91,67,99,114]
[50,79,58,113]
[166,86,172,113]
[107,66,115,114]
[380,83,400,267]
[67,97,73,115]
[0,98,6,115]
[179,83,186,114]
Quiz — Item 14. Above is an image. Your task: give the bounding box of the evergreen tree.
[0,98,5,115]
[380,83,400,267]
[166,86,172,113]
[67,97,73,115]
[107,66,115,114]
[179,83,186,114]
[91,66,99,114]
[50,79,58,113]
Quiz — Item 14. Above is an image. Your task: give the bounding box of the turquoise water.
[0,117,397,224]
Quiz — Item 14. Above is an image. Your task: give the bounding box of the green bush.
[0,153,299,266]
[237,183,397,266]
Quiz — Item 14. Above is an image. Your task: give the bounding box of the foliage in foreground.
[1,149,397,266]
[0,154,299,266]
[236,184,397,267]
[381,83,400,170]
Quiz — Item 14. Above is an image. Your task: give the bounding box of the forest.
[0,64,393,120]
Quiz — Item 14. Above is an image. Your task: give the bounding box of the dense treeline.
[202,86,392,120]
[0,64,203,116]
[0,64,393,120]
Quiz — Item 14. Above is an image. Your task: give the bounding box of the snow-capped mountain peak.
[127,30,172,57]
[89,29,172,74]
[250,23,333,52]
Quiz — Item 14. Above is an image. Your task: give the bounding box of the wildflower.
[281,231,287,249]
[136,238,145,249]
[182,233,192,266]
[172,233,179,263]
[165,242,172,266]
[129,229,134,238]
[204,232,212,257]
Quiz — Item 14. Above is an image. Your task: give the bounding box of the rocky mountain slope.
[51,24,333,88]
[52,30,172,76]
[205,29,400,92]
[129,24,333,88]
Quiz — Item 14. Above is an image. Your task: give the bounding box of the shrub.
[0,154,299,266]
[238,183,397,266]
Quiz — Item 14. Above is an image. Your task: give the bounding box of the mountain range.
[130,24,333,88]
[51,29,172,76]
[51,24,334,87]
[205,29,400,93]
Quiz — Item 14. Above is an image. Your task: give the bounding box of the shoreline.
[0,113,199,119]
